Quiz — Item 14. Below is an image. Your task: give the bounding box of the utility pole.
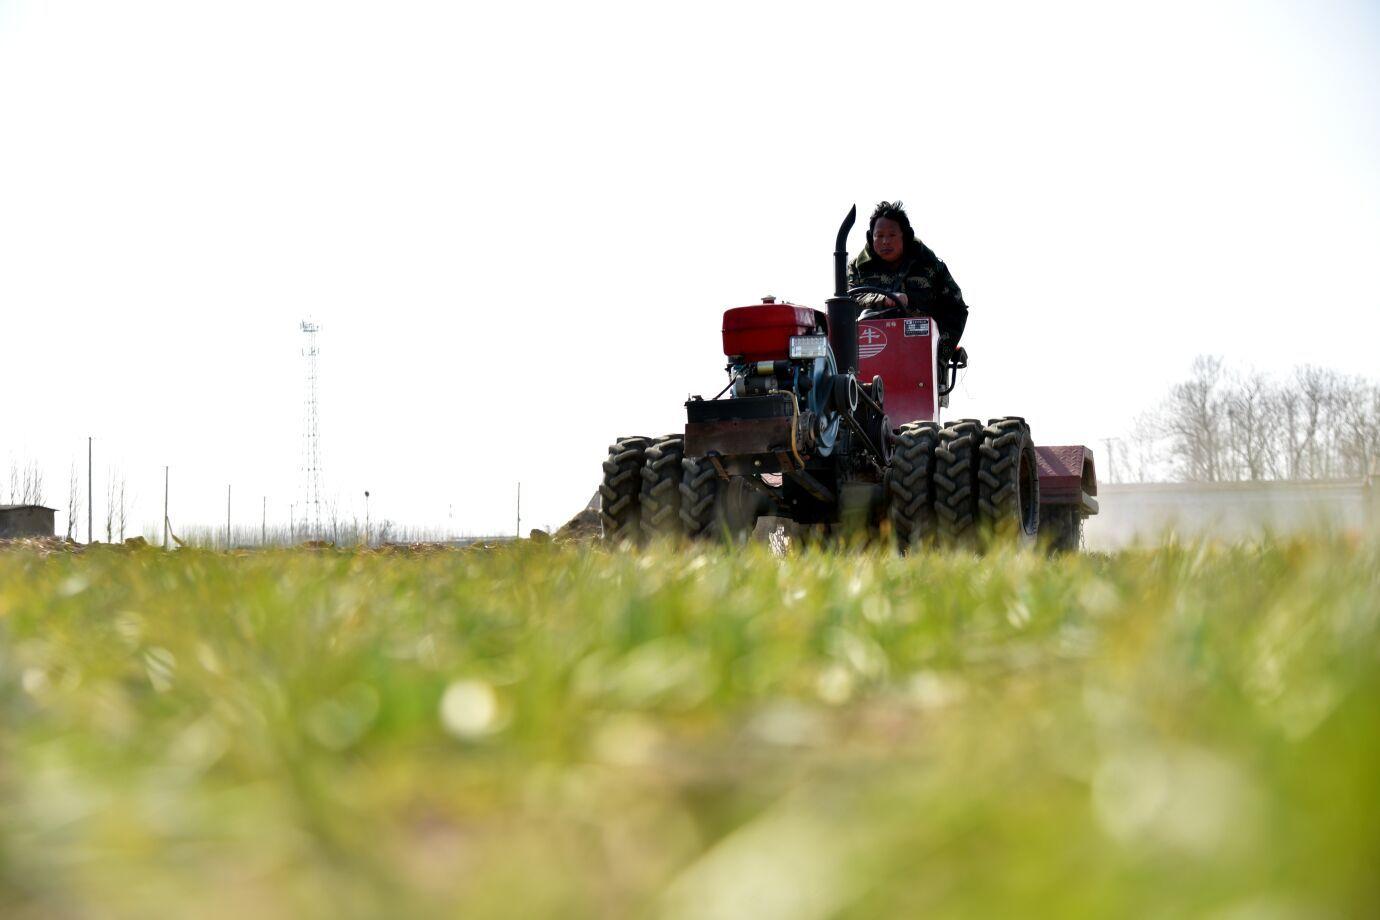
[261,496,267,546]
[300,320,323,540]
[1102,438,1121,484]
[364,491,371,547]
[163,466,169,550]
[226,484,231,549]
[87,436,92,544]
[516,482,521,538]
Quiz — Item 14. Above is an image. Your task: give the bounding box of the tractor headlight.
[789,335,829,360]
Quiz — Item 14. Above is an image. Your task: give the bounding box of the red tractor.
[600,206,1099,551]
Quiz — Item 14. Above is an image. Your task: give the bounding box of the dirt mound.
[555,493,602,543]
[0,537,85,556]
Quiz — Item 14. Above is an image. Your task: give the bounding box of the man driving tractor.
[847,200,969,359]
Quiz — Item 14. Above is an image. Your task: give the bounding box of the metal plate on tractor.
[685,393,796,460]
[686,394,794,423]
[685,417,794,460]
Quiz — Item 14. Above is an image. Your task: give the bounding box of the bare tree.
[117,475,128,541]
[1358,383,1375,476]
[1160,356,1227,482]
[1223,369,1281,481]
[1333,379,1380,479]
[5,457,46,506]
[104,470,117,543]
[1279,366,1332,479]
[21,460,44,505]
[5,458,42,505]
[65,461,81,539]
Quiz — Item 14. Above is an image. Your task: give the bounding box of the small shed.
[0,505,57,539]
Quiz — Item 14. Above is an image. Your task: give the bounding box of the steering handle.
[846,285,897,300]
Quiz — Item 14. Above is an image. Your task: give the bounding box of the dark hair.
[866,200,916,254]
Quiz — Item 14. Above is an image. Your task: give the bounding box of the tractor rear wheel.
[640,434,686,541]
[599,436,651,545]
[934,419,983,549]
[885,421,941,552]
[1040,505,1083,554]
[978,417,1040,548]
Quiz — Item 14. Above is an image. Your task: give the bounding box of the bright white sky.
[2,0,1378,539]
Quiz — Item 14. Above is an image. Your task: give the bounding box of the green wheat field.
[1,537,1377,919]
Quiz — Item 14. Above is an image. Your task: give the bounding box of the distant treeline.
[1114,357,1380,484]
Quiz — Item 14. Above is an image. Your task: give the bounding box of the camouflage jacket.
[847,241,969,345]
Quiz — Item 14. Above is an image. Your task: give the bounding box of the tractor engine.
[685,300,890,475]
[687,303,839,471]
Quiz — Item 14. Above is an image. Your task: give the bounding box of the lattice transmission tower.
[300,320,323,539]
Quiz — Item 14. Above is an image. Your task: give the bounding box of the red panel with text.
[857,316,939,425]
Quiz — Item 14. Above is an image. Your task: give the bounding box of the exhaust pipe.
[827,205,858,373]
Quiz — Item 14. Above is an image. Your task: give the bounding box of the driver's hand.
[884,292,910,308]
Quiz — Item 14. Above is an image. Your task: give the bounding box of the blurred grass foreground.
[1,537,1378,919]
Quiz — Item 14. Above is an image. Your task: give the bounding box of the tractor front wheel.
[934,419,984,549]
[977,417,1040,548]
[885,421,941,553]
[599,436,651,545]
